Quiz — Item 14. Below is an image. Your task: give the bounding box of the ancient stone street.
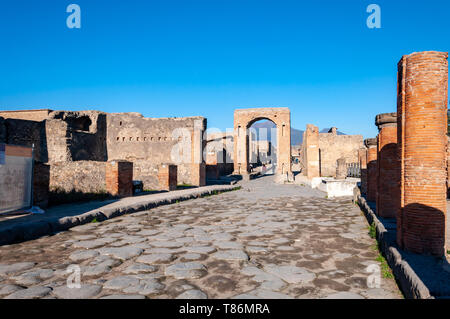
[0,176,400,299]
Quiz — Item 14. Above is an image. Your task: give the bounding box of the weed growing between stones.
[376,253,394,279]
[368,223,376,239]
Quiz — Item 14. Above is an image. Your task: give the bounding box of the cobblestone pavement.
[0,176,401,299]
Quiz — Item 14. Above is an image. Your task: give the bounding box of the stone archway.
[233,107,292,179]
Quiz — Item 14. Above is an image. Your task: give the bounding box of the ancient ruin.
[0,110,208,206]
[396,51,448,256]
[375,112,399,219]
[233,108,292,179]
[0,50,449,300]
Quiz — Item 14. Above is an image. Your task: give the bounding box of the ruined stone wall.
[49,161,106,194]
[0,109,52,122]
[106,113,206,189]
[46,111,107,163]
[318,132,363,177]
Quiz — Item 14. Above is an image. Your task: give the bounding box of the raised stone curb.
[0,185,240,246]
[355,191,432,299]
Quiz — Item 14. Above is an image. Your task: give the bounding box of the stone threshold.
[355,190,450,299]
[0,185,241,247]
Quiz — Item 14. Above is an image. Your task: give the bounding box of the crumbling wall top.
[375,112,397,128]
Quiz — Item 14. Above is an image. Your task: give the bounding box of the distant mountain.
[250,121,346,146]
[320,128,346,135]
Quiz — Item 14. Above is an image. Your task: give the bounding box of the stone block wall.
[49,161,107,194]
[318,131,363,177]
[106,112,206,189]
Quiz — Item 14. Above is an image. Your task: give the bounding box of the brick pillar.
[375,112,399,218]
[358,148,368,195]
[365,138,378,202]
[447,136,450,199]
[158,164,177,191]
[304,124,320,179]
[336,157,346,180]
[191,163,206,187]
[106,161,133,197]
[397,51,448,256]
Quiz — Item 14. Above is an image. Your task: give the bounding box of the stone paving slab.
[0,176,401,299]
[0,184,239,246]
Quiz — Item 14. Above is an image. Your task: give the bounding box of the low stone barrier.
[354,190,432,299]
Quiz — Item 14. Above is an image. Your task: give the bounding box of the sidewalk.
[0,184,240,246]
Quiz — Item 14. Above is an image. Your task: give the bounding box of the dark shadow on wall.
[5,118,48,163]
[369,200,450,298]
[69,113,108,162]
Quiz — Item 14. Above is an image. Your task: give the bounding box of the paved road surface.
[0,176,401,299]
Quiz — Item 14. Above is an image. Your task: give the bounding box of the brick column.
[365,138,378,202]
[106,161,133,197]
[397,51,448,256]
[375,112,399,218]
[358,148,368,195]
[303,124,320,179]
[447,136,450,199]
[158,164,177,191]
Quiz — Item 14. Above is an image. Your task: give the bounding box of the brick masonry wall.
[398,51,448,256]
[365,138,378,202]
[376,113,400,219]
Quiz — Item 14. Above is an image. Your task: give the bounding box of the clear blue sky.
[0,0,449,139]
